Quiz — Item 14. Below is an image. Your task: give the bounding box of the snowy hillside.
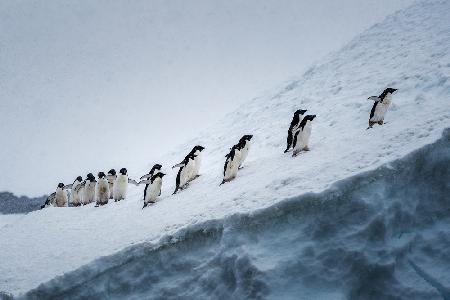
[1,0,449,298]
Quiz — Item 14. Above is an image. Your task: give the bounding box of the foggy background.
[0,0,413,196]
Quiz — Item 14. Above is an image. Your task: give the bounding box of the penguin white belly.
[370,101,390,122]
[55,190,67,207]
[239,142,251,167]
[83,182,96,204]
[192,154,202,179]
[224,151,241,181]
[107,175,115,199]
[180,164,192,188]
[145,180,162,204]
[294,124,312,152]
[113,175,128,201]
[96,179,110,205]
[71,183,82,205]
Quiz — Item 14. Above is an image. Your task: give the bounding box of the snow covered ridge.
[15,128,450,299]
[1,0,450,296]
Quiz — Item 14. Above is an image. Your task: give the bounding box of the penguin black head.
[155,172,166,178]
[76,176,82,182]
[194,145,205,151]
[98,172,106,178]
[295,109,307,116]
[119,168,127,175]
[241,135,253,142]
[57,183,65,189]
[384,88,398,94]
[152,164,162,171]
[87,173,95,181]
[108,169,116,176]
[305,115,316,122]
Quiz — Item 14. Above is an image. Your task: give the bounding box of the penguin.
[107,169,117,199]
[221,145,242,185]
[83,173,97,205]
[172,146,205,182]
[173,154,196,195]
[113,168,139,202]
[237,135,253,168]
[70,176,83,207]
[140,164,163,181]
[95,172,110,206]
[139,164,163,196]
[41,193,56,209]
[55,183,68,207]
[292,115,316,157]
[367,88,397,129]
[141,172,166,208]
[189,145,205,181]
[284,109,307,153]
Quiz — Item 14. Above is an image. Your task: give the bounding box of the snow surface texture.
[18,130,450,299]
[1,0,449,297]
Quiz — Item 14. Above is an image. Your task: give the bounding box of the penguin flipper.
[128,178,139,186]
[140,174,151,180]
[172,163,184,169]
[139,179,152,185]
[368,96,381,102]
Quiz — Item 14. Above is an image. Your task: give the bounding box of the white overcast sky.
[0,0,413,197]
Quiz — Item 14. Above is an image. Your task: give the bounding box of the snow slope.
[1,0,449,297]
[19,131,450,299]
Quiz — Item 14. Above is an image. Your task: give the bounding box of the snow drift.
[1,0,449,297]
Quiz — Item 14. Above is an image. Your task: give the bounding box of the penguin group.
[41,87,396,210]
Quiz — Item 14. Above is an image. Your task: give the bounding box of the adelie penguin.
[173,146,205,182]
[83,173,97,205]
[41,193,55,209]
[237,135,253,169]
[284,109,307,153]
[173,153,197,195]
[107,169,117,200]
[70,176,83,207]
[221,144,242,185]
[113,168,139,202]
[140,163,163,196]
[367,88,397,129]
[55,183,68,207]
[189,145,205,181]
[95,172,110,207]
[292,115,316,157]
[141,172,166,208]
[41,183,68,208]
